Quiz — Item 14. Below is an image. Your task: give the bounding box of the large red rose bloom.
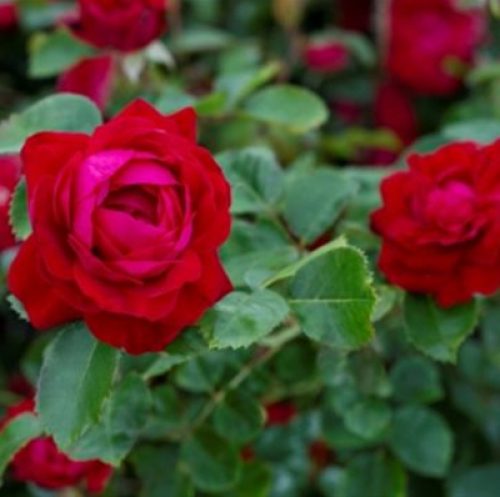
[8,100,232,354]
[74,0,167,52]
[385,0,485,95]
[371,141,500,307]
[1,399,112,493]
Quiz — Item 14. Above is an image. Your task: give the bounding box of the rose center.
[103,185,159,226]
[424,180,477,235]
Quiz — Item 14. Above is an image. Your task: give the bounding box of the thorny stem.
[190,323,302,431]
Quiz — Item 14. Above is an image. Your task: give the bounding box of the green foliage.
[29,28,94,78]
[0,94,102,153]
[36,323,119,449]
[181,427,242,493]
[404,294,478,362]
[9,179,31,242]
[243,85,329,133]
[207,289,289,349]
[389,406,453,477]
[290,245,376,350]
[450,465,500,497]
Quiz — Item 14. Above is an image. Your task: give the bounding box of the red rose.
[0,2,17,30]
[385,0,485,95]
[58,55,115,111]
[265,402,297,426]
[371,141,500,307]
[303,40,349,74]
[74,0,167,52]
[8,100,232,354]
[0,155,21,251]
[1,399,112,493]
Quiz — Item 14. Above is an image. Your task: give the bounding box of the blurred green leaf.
[9,179,31,241]
[29,28,94,78]
[442,119,500,144]
[217,147,284,215]
[344,398,391,440]
[450,465,500,497]
[284,168,356,244]
[0,94,102,153]
[37,323,119,449]
[404,294,478,363]
[243,85,328,133]
[213,390,265,443]
[389,406,453,477]
[181,427,242,493]
[223,461,272,497]
[390,356,443,404]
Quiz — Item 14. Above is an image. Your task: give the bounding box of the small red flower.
[1,399,112,493]
[385,0,486,95]
[0,2,17,30]
[73,0,168,52]
[303,40,350,74]
[265,402,297,426]
[8,100,232,354]
[371,141,500,306]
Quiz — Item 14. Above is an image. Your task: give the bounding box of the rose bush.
[2,1,500,497]
[8,100,232,354]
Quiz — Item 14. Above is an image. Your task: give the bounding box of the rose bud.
[0,155,21,251]
[303,39,350,74]
[8,100,232,354]
[371,141,500,307]
[0,1,17,30]
[73,0,168,52]
[1,399,112,493]
[385,0,486,95]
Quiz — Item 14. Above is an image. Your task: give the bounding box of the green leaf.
[390,356,443,404]
[217,147,284,215]
[403,294,478,363]
[290,246,376,350]
[131,446,194,497]
[223,461,272,497]
[0,413,42,480]
[389,406,453,477]
[0,94,102,153]
[243,85,328,133]
[213,390,265,444]
[344,398,391,440]
[181,427,242,493]
[29,28,94,78]
[68,374,152,465]
[450,465,500,497]
[284,169,356,244]
[208,290,289,349]
[9,179,31,241]
[7,294,28,321]
[334,453,407,497]
[171,27,232,54]
[174,351,227,393]
[36,323,119,449]
[442,119,500,144]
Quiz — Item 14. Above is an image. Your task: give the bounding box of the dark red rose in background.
[265,402,297,426]
[74,0,167,52]
[58,55,115,111]
[1,399,112,493]
[371,141,500,307]
[337,0,373,32]
[303,40,349,73]
[8,100,232,354]
[0,2,17,30]
[385,0,485,95]
[0,155,21,251]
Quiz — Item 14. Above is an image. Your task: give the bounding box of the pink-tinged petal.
[22,133,89,194]
[8,237,81,329]
[57,55,115,111]
[111,160,178,188]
